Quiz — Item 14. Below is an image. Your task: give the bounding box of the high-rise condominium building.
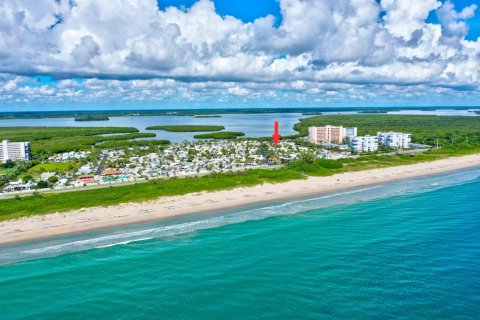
[0,140,31,163]
[343,127,358,139]
[377,132,411,149]
[349,135,378,153]
[308,125,345,144]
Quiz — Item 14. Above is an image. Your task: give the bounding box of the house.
[78,174,95,184]
[103,169,121,176]
[72,181,85,188]
[76,165,92,175]
[3,181,35,192]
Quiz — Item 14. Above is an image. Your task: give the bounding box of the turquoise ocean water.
[1,168,479,319]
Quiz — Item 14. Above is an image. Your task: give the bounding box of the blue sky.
[158,0,282,25]
[1,0,480,111]
[158,0,480,39]
[427,0,480,40]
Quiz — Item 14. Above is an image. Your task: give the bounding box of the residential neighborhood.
[0,139,321,194]
[0,126,416,196]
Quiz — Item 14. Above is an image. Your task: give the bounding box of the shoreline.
[1,154,479,246]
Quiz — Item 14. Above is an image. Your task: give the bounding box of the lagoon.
[0,109,478,143]
[0,113,303,143]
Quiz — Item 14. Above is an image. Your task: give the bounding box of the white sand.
[1,154,479,246]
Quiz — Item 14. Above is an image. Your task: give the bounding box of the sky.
[1,0,480,111]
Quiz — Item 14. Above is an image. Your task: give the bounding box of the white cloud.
[71,35,101,66]
[251,0,391,65]
[0,0,479,107]
[1,79,18,92]
[436,0,478,46]
[227,86,250,96]
[381,0,442,40]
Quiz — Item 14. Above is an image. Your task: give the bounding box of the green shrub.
[315,159,343,169]
[36,181,50,189]
[48,176,59,183]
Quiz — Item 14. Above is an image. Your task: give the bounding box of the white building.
[0,140,31,163]
[377,132,411,149]
[41,172,56,181]
[76,164,93,175]
[342,127,358,139]
[349,135,378,153]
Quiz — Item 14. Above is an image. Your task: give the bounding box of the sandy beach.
[1,154,479,246]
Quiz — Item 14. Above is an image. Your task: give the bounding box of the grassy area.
[194,132,245,139]
[27,162,80,175]
[0,168,15,175]
[0,127,156,155]
[146,125,224,132]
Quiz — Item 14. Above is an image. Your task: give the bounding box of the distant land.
[74,115,110,121]
[0,107,479,120]
[194,131,246,139]
[146,125,225,132]
[302,112,323,115]
[358,110,388,114]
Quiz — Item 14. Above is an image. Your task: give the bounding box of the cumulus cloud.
[381,0,442,40]
[436,0,478,46]
[71,36,101,65]
[0,0,479,106]
[251,0,392,65]
[2,75,478,108]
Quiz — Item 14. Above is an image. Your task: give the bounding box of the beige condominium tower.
[308,125,345,144]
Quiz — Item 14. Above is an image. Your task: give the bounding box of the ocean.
[0,168,479,319]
